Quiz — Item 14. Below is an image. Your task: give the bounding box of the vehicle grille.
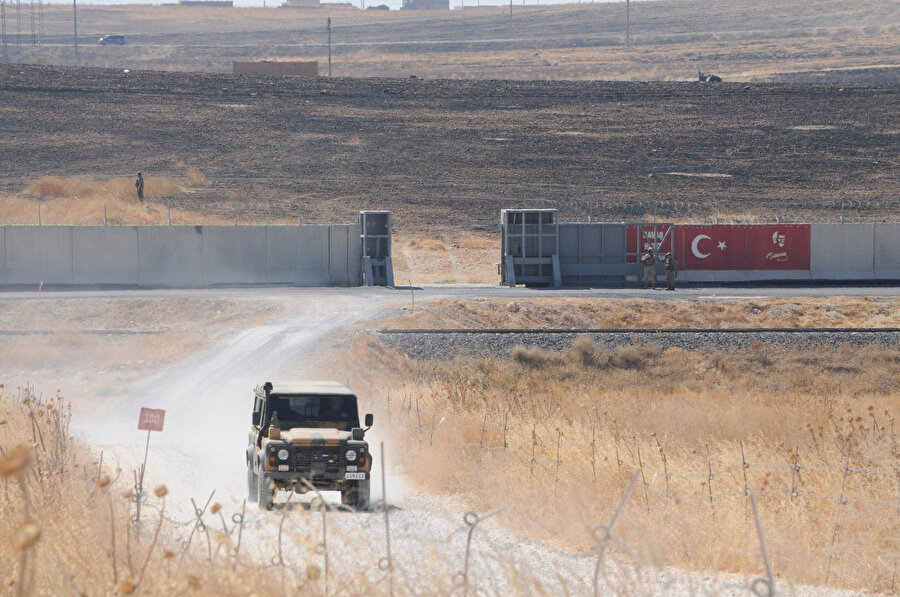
[292,446,342,474]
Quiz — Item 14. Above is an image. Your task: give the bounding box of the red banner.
[674,225,748,270]
[626,224,673,263]
[673,224,811,271]
[746,225,810,270]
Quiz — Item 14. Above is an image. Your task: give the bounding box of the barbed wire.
[391,406,900,513]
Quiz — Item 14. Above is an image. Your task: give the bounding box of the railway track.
[380,327,900,334]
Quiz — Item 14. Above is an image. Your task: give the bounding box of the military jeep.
[246,381,373,511]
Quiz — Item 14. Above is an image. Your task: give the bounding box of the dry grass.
[0,385,579,595]
[0,171,261,226]
[0,298,282,392]
[381,296,900,329]
[391,233,496,285]
[0,386,361,596]
[314,299,900,592]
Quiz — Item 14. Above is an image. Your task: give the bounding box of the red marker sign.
[138,408,165,432]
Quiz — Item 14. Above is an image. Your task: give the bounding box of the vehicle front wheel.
[247,465,259,503]
[354,480,370,512]
[257,469,274,511]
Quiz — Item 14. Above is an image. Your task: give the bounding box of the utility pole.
[29,0,34,61]
[508,0,512,40]
[326,17,331,77]
[15,0,20,55]
[73,0,77,62]
[625,0,630,49]
[1,0,7,63]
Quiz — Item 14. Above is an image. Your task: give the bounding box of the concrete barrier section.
[74,226,138,285]
[202,226,268,285]
[0,223,374,288]
[4,226,73,285]
[296,226,331,285]
[874,224,900,279]
[810,223,875,280]
[0,227,6,285]
[746,270,812,281]
[328,226,351,286]
[138,227,203,287]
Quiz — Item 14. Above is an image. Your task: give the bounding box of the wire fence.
[376,396,900,592]
[521,198,900,225]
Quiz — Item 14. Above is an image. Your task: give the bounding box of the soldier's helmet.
[665,252,672,258]
[137,171,143,176]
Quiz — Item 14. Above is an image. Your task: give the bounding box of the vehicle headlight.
[345,449,357,462]
[277,449,289,461]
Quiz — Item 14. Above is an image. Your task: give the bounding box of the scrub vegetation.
[319,297,900,592]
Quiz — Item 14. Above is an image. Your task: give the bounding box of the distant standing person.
[640,249,657,289]
[135,171,144,201]
[664,252,678,291]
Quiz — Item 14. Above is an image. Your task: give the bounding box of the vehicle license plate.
[345,472,365,480]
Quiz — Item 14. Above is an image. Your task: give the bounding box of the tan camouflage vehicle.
[246,381,373,510]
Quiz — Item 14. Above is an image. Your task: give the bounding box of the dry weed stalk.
[321,330,900,592]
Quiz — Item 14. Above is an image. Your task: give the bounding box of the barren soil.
[11,0,900,83]
[1,64,897,233]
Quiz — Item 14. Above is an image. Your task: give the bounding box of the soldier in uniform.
[135,171,144,201]
[664,252,678,291]
[640,249,657,289]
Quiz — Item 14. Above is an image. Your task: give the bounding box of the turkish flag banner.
[674,225,748,270]
[746,225,810,270]
[138,408,166,432]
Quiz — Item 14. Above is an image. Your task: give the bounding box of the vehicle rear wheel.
[247,465,259,503]
[258,469,274,511]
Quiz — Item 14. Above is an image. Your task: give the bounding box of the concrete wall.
[0,225,362,288]
[874,224,900,280]
[810,223,875,280]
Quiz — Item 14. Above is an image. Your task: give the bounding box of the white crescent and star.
[690,235,727,259]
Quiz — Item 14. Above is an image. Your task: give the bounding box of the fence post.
[740,440,749,501]
[415,397,421,441]
[790,447,799,504]
[637,446,649,512]
[503,413,508,451]
[478,415,486,450]
[529,423,536,478]
[590,426,597,484]
[554,429,561,501]
[614,420,624,497]
[660,445,670,500]
[825,452,851,584]
[707,447,714,510]
[104,203,107,225]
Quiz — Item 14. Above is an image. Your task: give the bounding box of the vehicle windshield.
[269,394,359,431]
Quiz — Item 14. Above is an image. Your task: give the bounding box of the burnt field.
[0,64,897,233]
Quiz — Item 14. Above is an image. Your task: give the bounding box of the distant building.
[233,61,319,76]
[402,0,448,9]
[179,0,234,6]
[281,0,320,7]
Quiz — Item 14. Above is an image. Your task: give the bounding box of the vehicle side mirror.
[365,413,373,427]
[252,412,260,426]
